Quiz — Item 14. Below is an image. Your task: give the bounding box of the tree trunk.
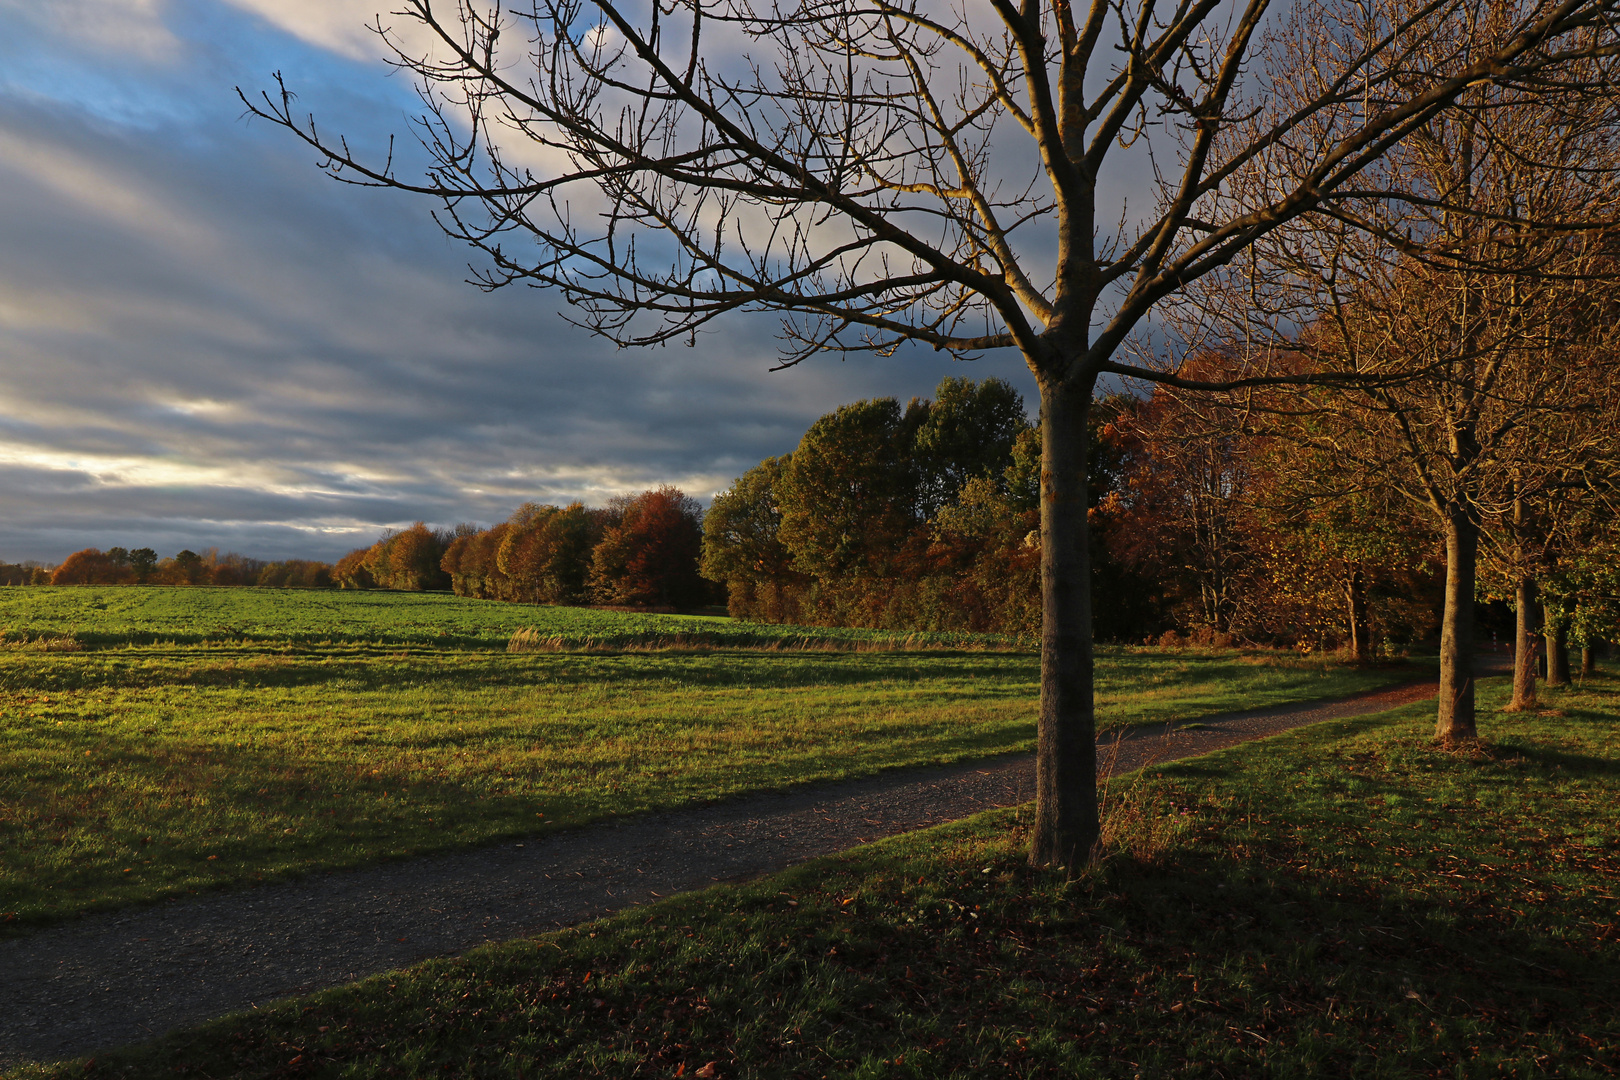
[1582,643,1596,676]
[1434,510,1479,744]
[1544,605,1571,686]
[1508,575,1539,710]
[1346,567,1371,663]
[1030,374,1099,871]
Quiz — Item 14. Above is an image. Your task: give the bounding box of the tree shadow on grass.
[62,805,1620,1080]
[1490,740,1620,779]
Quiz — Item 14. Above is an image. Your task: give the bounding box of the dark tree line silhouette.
[43,547,333,588]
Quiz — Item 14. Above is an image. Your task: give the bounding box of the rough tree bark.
[1032,374,1098,867]
[1347,568,1372,663]
[1544,604,1572,686]
[1510,576,1541,710]
[1436,510,1480,742]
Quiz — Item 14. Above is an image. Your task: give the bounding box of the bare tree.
[1185,29,1620,741]
[245,0,1620,864]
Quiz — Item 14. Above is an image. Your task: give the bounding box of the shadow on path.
[0,672,1465,1067]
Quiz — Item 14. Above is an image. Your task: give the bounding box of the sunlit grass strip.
[0,587,1025,651]
[506,627,1026,653]
[24,674,1617,1078]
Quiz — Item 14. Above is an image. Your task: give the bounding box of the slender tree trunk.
[1435,510,1479,743]
[1509,575,1540,710]
[1030,374,1099,871]
[1582,643,1597,677]
[1347,567,1371,663]
[1544,605,1571,686]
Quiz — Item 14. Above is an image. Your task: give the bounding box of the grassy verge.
[27,672,1617,1078]
[0,644,1414,930]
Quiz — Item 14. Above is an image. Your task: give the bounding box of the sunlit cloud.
[220,0,458,63]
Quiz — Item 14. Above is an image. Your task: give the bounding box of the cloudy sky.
[0,0,1048,563]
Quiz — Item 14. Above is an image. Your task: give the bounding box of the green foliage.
[702,456,808,623]
[703,380,1166,640]
[911,376,1031,516]
[778,397,922,579]
[36,675,1618,1078]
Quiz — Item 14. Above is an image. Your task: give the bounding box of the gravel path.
[1,675,1454,1067]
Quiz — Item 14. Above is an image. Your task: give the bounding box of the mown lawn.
[0,629,1414,930]
[29,672,1616,1079]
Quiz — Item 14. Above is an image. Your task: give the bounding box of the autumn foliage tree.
[440,523,510,598]
[589,488,708,608]
[499,503,601,604]
[51,549,134,586]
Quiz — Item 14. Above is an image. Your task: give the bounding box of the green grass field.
[0,588,1421,932]
[29,673,1616,1079]
[0,586,1014,650]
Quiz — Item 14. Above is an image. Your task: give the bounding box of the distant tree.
[157,550,208,586]
[333,548,375,590]
[911,378,1031,518]
[496,504,560,602]
[504,502,597,605]
[698,378,1159,637]
[777,398,923,582]
[174,550,205,585]
[255,559,335,588]
[701,456,806,622]
[383,523,453,591]
[202,551,265,587]
[51,549,132,586]
[129,548,158,583]
[360,530,399,588]
[590,487,708,608]
[442,523,511,599]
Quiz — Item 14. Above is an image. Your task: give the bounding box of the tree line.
[333,489,711,610]
[705,366,1619,672]
[25,355,1617,675]
[705,375,1446,649]
[40,547,335,588]
[703,376,1129,637]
